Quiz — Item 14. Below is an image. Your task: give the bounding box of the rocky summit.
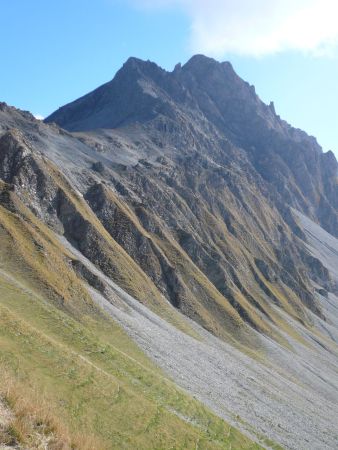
[0,56,338,450]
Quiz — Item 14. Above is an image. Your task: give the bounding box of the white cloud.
[132,0,338,57]
[34,114,44,121]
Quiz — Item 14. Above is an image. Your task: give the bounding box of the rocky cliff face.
[1,56,337,345]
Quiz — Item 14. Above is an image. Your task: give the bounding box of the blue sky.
[1,0,337,157]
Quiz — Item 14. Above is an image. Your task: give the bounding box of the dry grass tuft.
[0,368,106,450]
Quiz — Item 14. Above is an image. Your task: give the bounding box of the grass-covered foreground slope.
[0,273,265,450]
[0,183,266,449]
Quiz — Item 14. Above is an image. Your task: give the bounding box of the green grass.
[0,273,266,449]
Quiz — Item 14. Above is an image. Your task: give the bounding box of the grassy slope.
[0,187,273,449]
[0,273,270,450]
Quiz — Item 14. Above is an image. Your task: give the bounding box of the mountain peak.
[45,54,252,132]
[182,54,235,76]
[44,55,324,162]
[123,56,160,70]
[184,54,218,66]
[119,56,165,80]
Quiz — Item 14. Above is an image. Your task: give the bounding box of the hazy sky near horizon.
[1,0,337,156]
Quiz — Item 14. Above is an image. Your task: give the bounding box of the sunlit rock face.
[0,55,337,341]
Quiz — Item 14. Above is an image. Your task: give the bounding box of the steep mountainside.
[1,55,338,449]
[45,56,338,342]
